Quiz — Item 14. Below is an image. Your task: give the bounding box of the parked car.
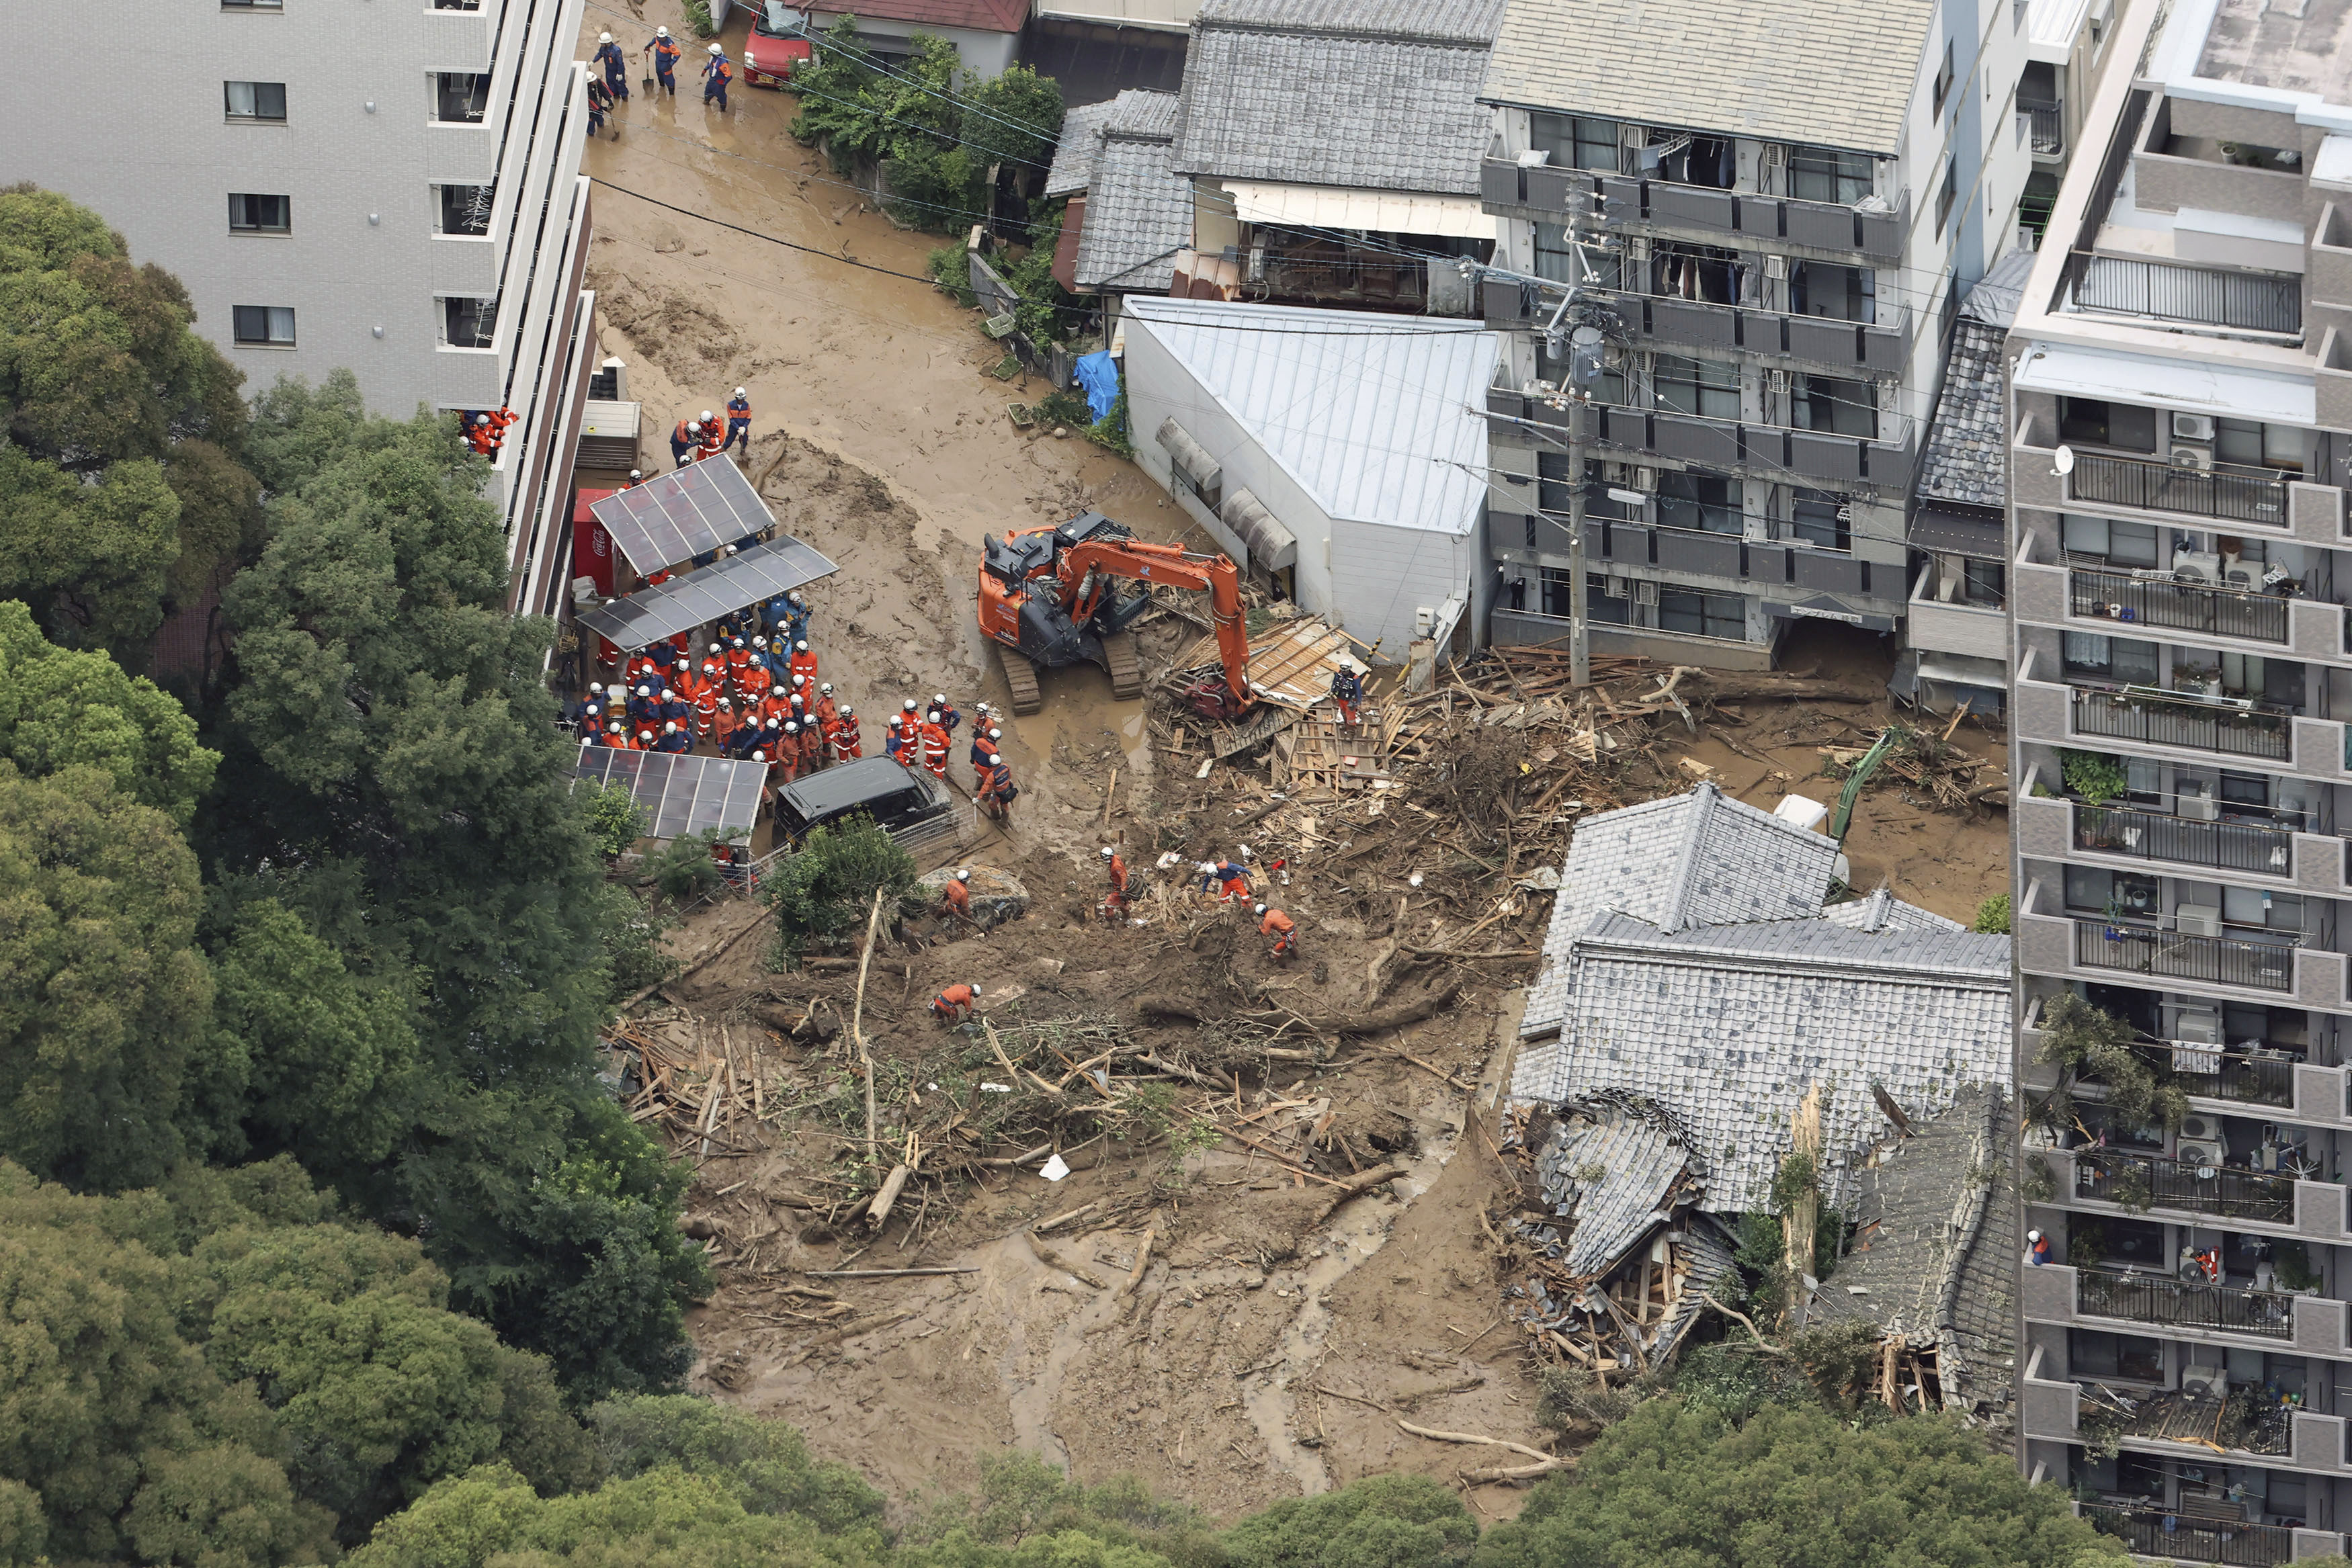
[742,1,812,86]
[771,756,953,846]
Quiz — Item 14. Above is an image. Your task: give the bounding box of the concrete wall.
[1,0,593,549]
[802,10,1018,77]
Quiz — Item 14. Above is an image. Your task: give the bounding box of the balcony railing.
[2072,801,2295,876]
[2068,450,2290,525]
[2152,1045,2300,1107]
[2073,918,2298,992]
[2022,99,2063,153]
[2068,566,2290,643]
[2075,1264,2296,1339]
[2066,253,2303,337]
[2073,1145,2298,1221]
[2068,686,2292,760]
[2083,1503,2296,1566]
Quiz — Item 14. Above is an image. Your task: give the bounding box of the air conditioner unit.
[1765,254,1788,280]
[1604,576,1629,599]
[2178,789,2220,822]
[1634,580,1660,607]
[2174,1006,2222,1044]
[2177,1112,2226,1170]
[1762,142,1788,169]
[1633,467,1658,492]
[2173,412,2217,441]
[1767,367,1790,394]
[2171,443,2214,470]
[1246,244,1267,284]
[2181,1367,2225,1400]
[1414,606,1435,636]
[2177,903,2223,938]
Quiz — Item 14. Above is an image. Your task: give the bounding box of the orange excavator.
[976,512,1256,720]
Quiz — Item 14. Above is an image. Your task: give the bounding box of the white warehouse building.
[1120,296,1503,660]
[3,0,599,617]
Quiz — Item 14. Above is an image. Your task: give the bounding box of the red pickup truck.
[741,2,812,85]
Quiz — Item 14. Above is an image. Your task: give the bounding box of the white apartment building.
[1477,0,2035,667]
[4,0,599,617]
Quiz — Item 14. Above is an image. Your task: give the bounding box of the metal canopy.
[588,455,775,575]
[576,535,838,649]
[573,744,767,843]
[1220,486,1297,571]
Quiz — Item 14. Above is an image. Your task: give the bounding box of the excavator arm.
[1058,538,1253,711]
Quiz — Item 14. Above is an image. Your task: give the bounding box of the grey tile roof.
[1523,1099,1699,1279]
[1195,0,1505,43]
[1524,783,1841,1039]
[1172,9,1500,195]
[1478,0,1933,157]
[1045,91,1183,199]
[1810,1087,2015,1424]
[1073,129,1193,294]
[1915,318,2009,510]
[1820,887,1966,935]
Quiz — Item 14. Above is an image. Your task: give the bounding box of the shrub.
[1970,891,2011,934]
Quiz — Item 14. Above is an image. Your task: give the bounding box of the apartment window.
[1931,40,1956,118]
[2061,631,2159,685]
[442,296,497,348]
[1652,241,1738,306]
[438,184,495,236]
[1788,144,1873,205]
[228,193,290,234]
[435,72,490,122]
[1533,222,1619,288]
[1529,113,1620,172]
[2064,865,2157,918]
[1656,470,1740,535]
[1792,374,1876,438]
[222,0,285,7]
[2068,1329,2162,1383]
[2057,397,2158,452]
[1788,488,1848,550]
[1539,566,1580,617]
[1654,134,1734,189]
[1962,558,2005,605]
[1657,587,1745,640]
[2216,417,2310,473]
[224,81,288,121]
[1652,355,1739,421]
[1933,157,1957,235]
[1585,579,1631,625]
[1790,259,1875,322]
[232,306,296,346]
[1538,455,1638,519]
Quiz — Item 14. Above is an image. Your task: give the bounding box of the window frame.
[224,80,288,121]
[1651,354,1740,421]
[1788,488,1849,551]
[441,295,499,349]
[1787,144,1873,206]
[1529,113,1620,173]
[1931,40,1956,119]
[231,305,297,347]
[228,193,291,234]
[1933,156,1958,235]
[1792,372,1877,439]
[1654,469,1740,535]
[1655,586,1746,641]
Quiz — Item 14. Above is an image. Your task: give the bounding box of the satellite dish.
[2053,444,2076,477]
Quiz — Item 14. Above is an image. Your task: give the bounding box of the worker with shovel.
[643,26,681,95]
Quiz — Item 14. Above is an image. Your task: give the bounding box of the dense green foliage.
[2031,990,2185,1139]
[0,183,261,658]
[763,818,919,960]
[1970,891,2011,934]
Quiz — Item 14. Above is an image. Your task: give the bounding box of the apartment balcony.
[2050,1144,2347,1240]
[421,2,493,73]
[2073,450,2292,527]
[1909,565,2007,662]
[2023,99,2064,156]
[2021,1262,2349,1358]
[1481,280,1910,376]
[2068,801,2302,879]
[2081,1503,2343,1566]
[2008,554,2347,664]
[2062,252,2303,340]
[1477,159,1908,259]
[2068,685,2294,763]
[2015,887,2346,1006]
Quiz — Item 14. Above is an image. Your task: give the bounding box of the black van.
[771,757,954,847]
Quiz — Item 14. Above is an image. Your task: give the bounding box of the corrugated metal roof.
[1478,0,1933,157]
[1122,297,1500,534]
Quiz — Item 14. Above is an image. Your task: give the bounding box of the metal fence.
[2070,253,2303,335]
[2023,101,2062,153]
[2073,918,2297,993]
[2069,566,2290,642]
[2076,1266,2296,1340]
[2073,1145,2298,1221]
[2072,801,2295,875]
[2081,1504,2297,1566]
[2068,450,2290,526]
[2068,687,2292,760]
[2152,1047,2300,1108]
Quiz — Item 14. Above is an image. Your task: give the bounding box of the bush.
[929,244,980,309]
[683,0,716,34]
[2060,748,2128,804]
[1089,384,1133,458]
[761,818,918,961]
[579,779,645,859]
[1970,891,2010,933]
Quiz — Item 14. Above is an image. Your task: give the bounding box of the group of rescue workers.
[667,389,755,470]
[587,25,734,136]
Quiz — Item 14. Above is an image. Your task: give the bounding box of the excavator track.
[1000,645,1044,715]
[1101,631,1143,700]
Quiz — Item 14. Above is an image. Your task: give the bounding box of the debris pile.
[1497,1094,1739,1375]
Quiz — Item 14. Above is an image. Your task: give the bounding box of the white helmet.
[785,721,799,733]
[1199,862,1217,874]
[634,685,650,698]
[606,721,624,733]
[2027,1229,2043,1244]
[956,869,970,882]
[599,30,612,41]
[988,727,1002,740]
[819,683,833,695]
[1254,903,1267,916]
[934,693,947,705]
[751,748,765,761]
[988,754,1003,766]
[903,699,918,712]
[661,688,676,701]
[587,683,603,696]
[628,469,642,480]
[969,984,982,996]
[701,410,714,422]
[709,643,722,655]
[787,591,803,605]
[796,640,810,652]
[752,636,767,648]
[1101,846,1114,859]
[638,730,654,742]
[664,721,679,734]
[734,386,747,397]
[657,24,670,34]
[839,705,853,717]
[709,43,723,54]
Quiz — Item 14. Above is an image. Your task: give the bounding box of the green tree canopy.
[0,185,260,654]
[0,599,217,822]
[959,67,1064,174]
[0,762,212,1189]
[1222,1475,1476,1568]
[1469,1399,2122,1568]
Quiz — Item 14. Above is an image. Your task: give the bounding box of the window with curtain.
[1529,114,1620,171]
[232,306,296,345]
[224,81,288,120]
[228,194,290,232]
[1788,144,1873,204]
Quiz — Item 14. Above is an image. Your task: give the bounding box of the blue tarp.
[1075,351,1120,422]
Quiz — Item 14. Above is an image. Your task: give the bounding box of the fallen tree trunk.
[1310,1163,1408,1222]
[1307,981,1462,1037]
[1135,996,1207,1025]
[1394,1419,1563,1466]
[801,956,913,976]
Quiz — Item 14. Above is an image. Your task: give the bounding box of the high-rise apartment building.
[5,0,598,617]
[1475,0,2033,665]
[2010,0,2352,1553]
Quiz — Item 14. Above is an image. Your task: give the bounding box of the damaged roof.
[1525,1097,1704,1280]
[1173,0,1503,195]
[1512,783,2012,1217]
[1915,250,2034,517]
[1812,1086,2016,1426]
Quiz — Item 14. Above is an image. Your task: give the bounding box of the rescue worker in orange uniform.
[930,982,980,1024]
[796,714,827,773]
[787,640,818,686]
[917,710,950,780]
[1101,846,1129,914]
[1255,904,1298,959]
[695,412,725,462]
[939,869,973,923]
[773,724,802,785]
[829,705,862,761]
[669,417,702,468]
